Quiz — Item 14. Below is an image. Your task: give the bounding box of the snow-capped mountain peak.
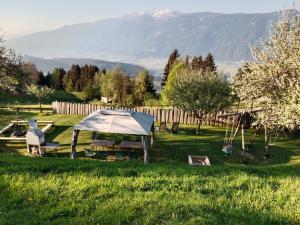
[152,8,181,18]
[124,8,181,18]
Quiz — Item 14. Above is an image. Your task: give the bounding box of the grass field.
[0,109,299,224]
[0,90,83,106]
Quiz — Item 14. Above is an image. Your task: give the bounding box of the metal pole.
[71,129,80,159]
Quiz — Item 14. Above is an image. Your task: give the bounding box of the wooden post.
[142,135,149,164]
[92,131,97,140]
[241,124,246,164]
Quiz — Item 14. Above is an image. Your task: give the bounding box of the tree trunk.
[264,125,270,158]
[194,111,203,135]
[196,120,202,134]
[39,97,42,113]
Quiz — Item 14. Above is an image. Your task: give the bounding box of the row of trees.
[161,49,217,87]
[30,64,156,105]
[0,35,156,106]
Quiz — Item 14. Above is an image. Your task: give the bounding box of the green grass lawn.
[0,90,83,107]
[0,109,299,224]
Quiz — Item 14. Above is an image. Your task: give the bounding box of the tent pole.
[142,135,149,164]
[71,129,80,159]
[151,122,155,147]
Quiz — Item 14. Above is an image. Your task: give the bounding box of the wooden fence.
[0,105,52,112]
[52,101,235,127]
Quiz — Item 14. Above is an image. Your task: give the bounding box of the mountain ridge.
[6,10,282,67]
[23,55,146,75]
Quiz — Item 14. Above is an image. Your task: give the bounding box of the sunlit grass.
[0,109,299,224]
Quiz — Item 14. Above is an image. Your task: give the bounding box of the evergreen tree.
[203,52,217,72]
[161,49,180,87]
[134,71,156,105]
[37,71,45,86]
[64,65,81,91]
[72,65,99,91]
[51,68,66,90]
[44,72,51,87]
[191,55,203,71]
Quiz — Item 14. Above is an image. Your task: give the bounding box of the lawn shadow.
[153,126,296,166]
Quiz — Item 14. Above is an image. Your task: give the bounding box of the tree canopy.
[233,12,300,130]
[166,67,231,133]
[0,37,30,94]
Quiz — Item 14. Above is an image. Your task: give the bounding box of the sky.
[0,0,299,38]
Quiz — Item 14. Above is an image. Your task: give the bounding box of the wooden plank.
[11,120,54,124]
[0,123,15,135]
[0,137,26,141]
[41,123,53,133]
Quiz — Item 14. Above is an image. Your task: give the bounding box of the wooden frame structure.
[0,121,54,141]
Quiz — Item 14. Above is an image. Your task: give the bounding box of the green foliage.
[0,37,31,95]
[144,97,161,106]
[22,63,40,84]
[100,67,132,105]
[166,68,231,132]
[63,64,81,92]
[162,49,180,87]
[27,84,54,105]
[50,68,66,90]
[161,61,187,105]
[80,84,100,102]
[134,71,156,105]
[188,53,216,72]
[191,55,203,71]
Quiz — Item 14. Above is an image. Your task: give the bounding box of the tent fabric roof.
[74,109,155,135]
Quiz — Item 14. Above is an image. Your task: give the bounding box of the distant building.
[101,97,112,104]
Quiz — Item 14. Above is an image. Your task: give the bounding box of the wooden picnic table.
[91,140,115,150]
[119,141,143,150]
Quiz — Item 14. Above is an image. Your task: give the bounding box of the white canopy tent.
[71,109,155,163]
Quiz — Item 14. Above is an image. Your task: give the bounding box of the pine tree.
[44,72,51,87]
[51,68,66,90]
[191,55,203,71]
[161,49,180,87]
[185,55,190,67]
[37,71,45,86]
[64,65,81,91]
[203,52,216,72]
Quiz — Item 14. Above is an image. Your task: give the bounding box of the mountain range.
[6,9,281,69]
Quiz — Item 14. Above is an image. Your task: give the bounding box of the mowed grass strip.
[0,154,299,225]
